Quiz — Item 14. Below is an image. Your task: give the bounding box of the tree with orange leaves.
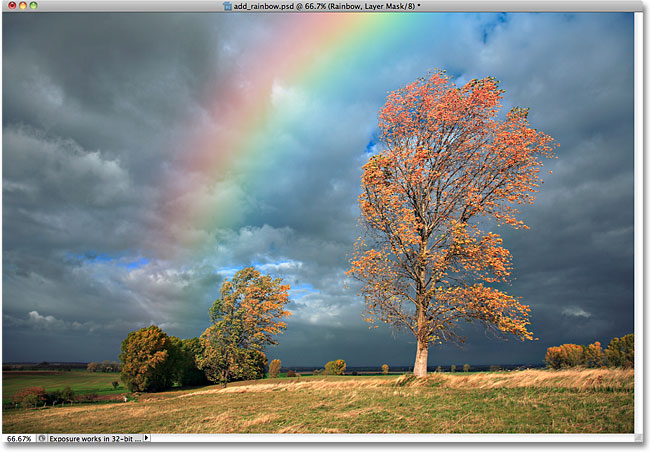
[348,70,556,378]
[197,267,291,385]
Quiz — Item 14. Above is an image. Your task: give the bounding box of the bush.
[46,390,62,405]
[174,337,210,387]
[451,364,456,373]
[313,369,322,376]
[61,386,75,403]
[119,325,178,392]
[286,370,296,377]
[324,359,346,375]
[13,387,47,408]
[87,362,100,372]
[545,335,632,370]
[489,365,500,372]
[197,329,268,386]
[269,359,282,378]
[463,364,470,372]
[605,334,634,368]
[382,364,389,375]
[436,366,442,372]
[111,381,119,389]
[544,344,585,369]
[584,341,604,368]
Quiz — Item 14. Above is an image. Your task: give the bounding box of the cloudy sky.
[2,12,635,368]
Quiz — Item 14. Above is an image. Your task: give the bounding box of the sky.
[2,12,635,368]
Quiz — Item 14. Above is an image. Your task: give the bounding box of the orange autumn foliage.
[348,70,557,377]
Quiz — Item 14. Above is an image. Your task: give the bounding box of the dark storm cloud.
[2,12,635,366]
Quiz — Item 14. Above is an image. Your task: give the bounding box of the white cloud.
[562,306,592,319]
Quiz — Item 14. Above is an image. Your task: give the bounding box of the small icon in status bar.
[8,1,16,8]
[223,1,232,10]
[30,1,37,8]
[18,1,27,8]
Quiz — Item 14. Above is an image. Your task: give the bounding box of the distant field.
[3,369,634,434]
[3,371,125,403]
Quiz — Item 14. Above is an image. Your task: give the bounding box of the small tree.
[605,334,634,368]
[197,331,266,386]
[198,267,291,386]
[111,381,119,389]
[119,325,179,392]
[13,387,47,408]
[87,362,99,372]
[584,341,604,368]
[451,364,456,373]
[269,359,282,378]
[463,363,470,372]
[382,364,389,375]
[436,365,442,372]
[325,359,346,375]
[172,337,209,387]
[46,390,62,405]
[61,386,75,403]
[545,346,563,369]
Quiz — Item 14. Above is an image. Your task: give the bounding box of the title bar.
[1,0,644,12]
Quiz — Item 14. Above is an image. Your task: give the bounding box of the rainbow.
[160,13,435,256]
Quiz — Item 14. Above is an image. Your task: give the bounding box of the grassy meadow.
[2,368,634,434]
[3,371,125,404]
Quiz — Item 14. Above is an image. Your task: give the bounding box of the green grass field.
[3,371,125,403]
[2,368,634,434]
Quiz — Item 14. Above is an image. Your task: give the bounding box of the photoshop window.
[1,0,643,444]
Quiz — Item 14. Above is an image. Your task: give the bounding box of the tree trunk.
[413,337,428,377]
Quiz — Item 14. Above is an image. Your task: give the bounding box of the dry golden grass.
[399,368,634,391]
[3,370,634,434]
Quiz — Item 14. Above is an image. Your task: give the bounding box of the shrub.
[119,325,178,392]
[111,381,119,389]
[489,365,500,372]
[325,359,346,375]
[544,343,585,369]
[61,386,75,403]
[450,365,456,373]
[313,369,322,376]
[463,364,470,372]
[544,346,563,369]
[87,362,100,372]
[584,341,604,368]
[269,359,282,378]
[238,349,267,381]
[382,364,389,375]
[174,337,210,387]
[13,387,47,408]
[46,390,62,405]
[605,334,634,368]
[436,365,442,372]
[197,330,268,386]
[286,370,296,377]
